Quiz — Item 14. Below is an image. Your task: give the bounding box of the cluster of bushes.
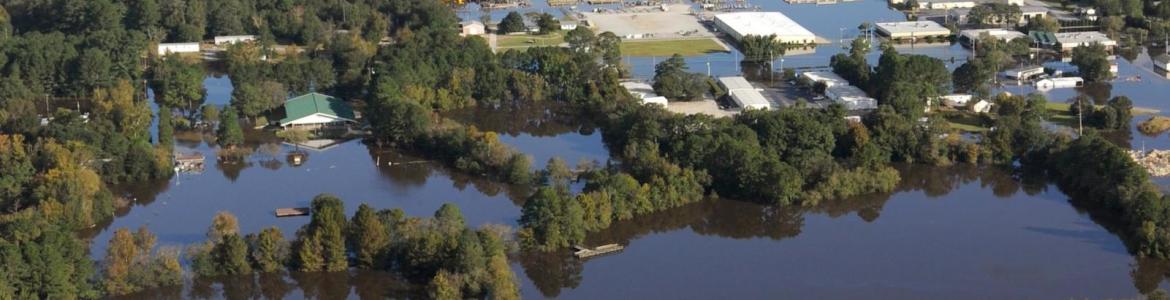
[519,155,709,251]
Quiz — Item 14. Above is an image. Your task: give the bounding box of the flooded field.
[90,0,1170,298]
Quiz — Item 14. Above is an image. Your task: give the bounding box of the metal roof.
[280,93,356,125]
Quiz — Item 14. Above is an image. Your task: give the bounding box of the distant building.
[713,12,817,44]
[718,76,773,110]
[1002,66,1045,80]
[560,22,578,31]
[874,21,951,40]
[800,71,850,88]
[157,42,200,55]
[1035,77,1084,90]
[214,35,258,45]
[1054,31,1116,52]
[958,29,1027,48]
[279,93,357,129]
[1030,31,1058,48]
[460,20,486,36]
[918,0,976,10]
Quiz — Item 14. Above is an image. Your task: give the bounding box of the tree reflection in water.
[518,164,1170,298]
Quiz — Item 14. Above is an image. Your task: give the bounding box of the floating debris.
[1130,150,1170,177]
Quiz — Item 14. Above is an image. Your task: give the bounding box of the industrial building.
[874,21,951,40]
[279,93,357,129]
[718,76,772,110]
[713,12,817,45]
[1002,66,1045,80]
[801,71,877,111]
[1054,32,1116,52]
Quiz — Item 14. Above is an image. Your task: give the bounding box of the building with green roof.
[278,92,357,129]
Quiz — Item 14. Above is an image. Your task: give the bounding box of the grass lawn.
[620,38,728,57]
[496,32,564,49]
[941,111,990,132]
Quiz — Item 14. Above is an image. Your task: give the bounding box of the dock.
[572,244,624,258]
[275,207,311,217]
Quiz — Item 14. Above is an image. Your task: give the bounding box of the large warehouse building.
[713,12,817,45]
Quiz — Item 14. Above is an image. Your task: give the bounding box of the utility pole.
[1077,98,1083,136]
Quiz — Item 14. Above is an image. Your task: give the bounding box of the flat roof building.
[874,21,951,39]
[958,29,1027,47]
[800,71,850,87]
[713,12,817,44]
[1002,66,1045,80]
[826,85,877,111]
[718,76,773,110]
[1054,32,1116,51]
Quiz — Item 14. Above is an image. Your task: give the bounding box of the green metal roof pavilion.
[278,92,356,127]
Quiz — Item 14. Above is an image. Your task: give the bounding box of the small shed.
[460,20,486,36]
[939,94,973,107]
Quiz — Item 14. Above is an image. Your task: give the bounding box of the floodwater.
[91,0,1170,298]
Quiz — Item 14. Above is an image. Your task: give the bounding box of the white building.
[800,71,850,88]
[460,21,486,36]
[560,22,578,31]
[157,42,200,55]
[718,76,772,110]
[213,35,257,45]
[1035,77,1084,90]
[826,85,877,111]
[713,12,817,44]
[1054,31,1116,52]
[874,21,951,39]
[620,81,669,107]
[919,0,976,10]
[958,29,1026,47]
[1002,66,1045,80]
[800,71,876,110]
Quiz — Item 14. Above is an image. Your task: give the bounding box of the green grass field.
[941,112,990,132]
[496,32,564,49]
[620,39,728,57]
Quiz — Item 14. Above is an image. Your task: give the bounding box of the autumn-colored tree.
[428,270,462,300]
[103,228,137,295]
[208,211,240,243]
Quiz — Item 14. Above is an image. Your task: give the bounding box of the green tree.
[200,104,219,126]
[150,54,205,111]
[652,54,707,101]
[247,227,288,273]
[213,234,252,275]
[1071,43,1112,82]
[535,13,559,34]
[158,108,174,149]
[368,98,429,145]
[0,135,34,212]
[217,108,245,148]
[349,204,390,269]
[499,12,525,34]
[428,270,462,300]
[564,27,596,54]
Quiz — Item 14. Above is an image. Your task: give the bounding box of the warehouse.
[874,21,951,40]
[713,12,816,45]
[799,71,849,88]
[826,85,877,111]
[1054,32,1116,52]
[718,76,773,110]
[958,29,1026,48]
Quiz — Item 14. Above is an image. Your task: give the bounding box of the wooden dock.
[572,244,624,258]
[275,207,310,217]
